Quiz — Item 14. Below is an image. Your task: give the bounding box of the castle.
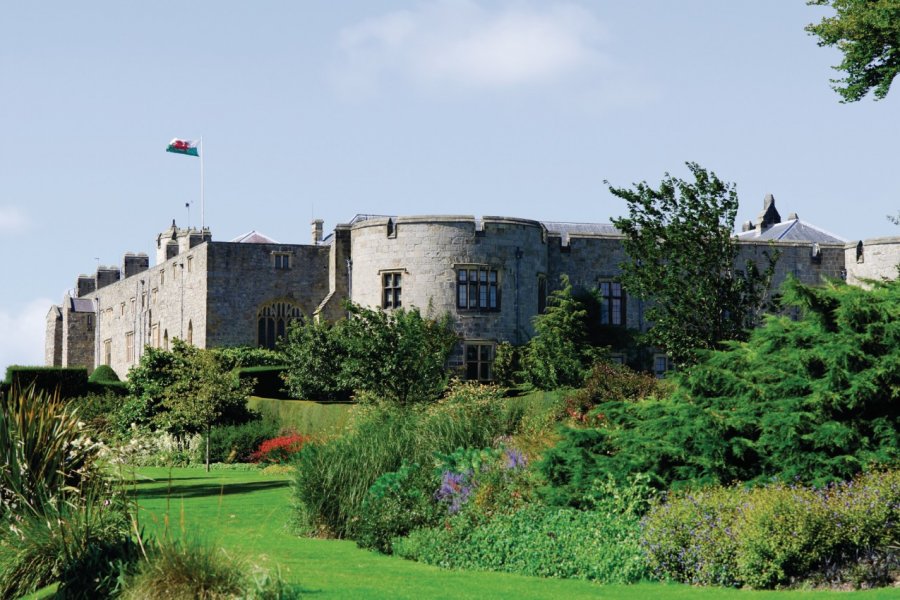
[45,196,900,381]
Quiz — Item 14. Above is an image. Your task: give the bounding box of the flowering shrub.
[250,433,309,464]
[641,470,900,589]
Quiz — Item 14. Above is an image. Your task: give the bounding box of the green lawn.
[127,467,900,599]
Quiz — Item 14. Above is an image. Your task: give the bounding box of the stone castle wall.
[204,242,330,348]
[845,237,900,286]
[349,216,547,344]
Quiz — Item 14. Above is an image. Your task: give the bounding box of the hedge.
[238,365,291,399]
[247,397,353,436]
[3,366,89,399]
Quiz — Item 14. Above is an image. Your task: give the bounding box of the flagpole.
[200,136,205,231]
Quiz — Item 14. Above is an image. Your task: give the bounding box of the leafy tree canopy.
[807,0,900,102]
[609,162,777,366]
[281,304,458,405]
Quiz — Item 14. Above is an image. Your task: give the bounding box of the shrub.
[89,364,120,383]
[250,433,310,464]
[239,365,291,399]
[207,419,280,463]
[395,504,648,583]
[4,366,89,398]
[355,463,440,554]
[492,342,522,387]
[564,361,660,424]
[641,470,900,589]
[521,277,600,390]
[68,389,127,442]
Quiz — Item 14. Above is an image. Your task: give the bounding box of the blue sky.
[1,1,898,372]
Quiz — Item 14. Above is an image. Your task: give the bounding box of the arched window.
[257,300,303,349]
[187,320,193,345]
[163,329,169,351]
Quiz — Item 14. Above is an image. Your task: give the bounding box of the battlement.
[156,220,211,264]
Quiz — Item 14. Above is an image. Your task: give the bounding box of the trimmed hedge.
[238,366,291,399]
[4,366,88,399]
[247,397,353,436]
[88,365,120,383]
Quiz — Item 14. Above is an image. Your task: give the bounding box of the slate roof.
[70,297,95,313]
[230,230,280,244]
[736,218,846,244]
[542,221,620,237]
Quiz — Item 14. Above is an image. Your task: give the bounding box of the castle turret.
[312,219,324,245]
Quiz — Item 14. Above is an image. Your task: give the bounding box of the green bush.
[89,364,120,383]
[238,365,291,399]
[564,361,660,423]
[355,463,440,554]
[492,342,522,387]
[68,389,127,442]
[4,366,88,398]
[641,470,900,589]
[208,419,281,463]
[395,504,648,583]
[247,397,353,437]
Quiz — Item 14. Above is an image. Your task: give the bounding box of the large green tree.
[609,162,777,366]
[281,304,457,405]
[807,0,900,102]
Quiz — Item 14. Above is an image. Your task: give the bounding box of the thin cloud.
[0,297,54,374]
[0,206,28,234]
[332,1,611,97]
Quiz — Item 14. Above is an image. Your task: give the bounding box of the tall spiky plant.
[0,385,99,518]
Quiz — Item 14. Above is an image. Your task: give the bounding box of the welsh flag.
[166,138,199,157]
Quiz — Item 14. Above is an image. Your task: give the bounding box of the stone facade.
[45,197,900,380]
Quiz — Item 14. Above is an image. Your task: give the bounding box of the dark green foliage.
[292,383,510,538]
[207,420,281,463]
[281,318,350,401]
[68,389,126,442]
[238,365,291,399]
[355,463,441,554]
[521,276,602,390]
[211,345,284,369]
[807,0,900,102]
[125,340,255,437]
[540,277,900,496]
[641,470,900,589]
[609,163,777,366]
[394,503,648,583]
[282,303,457,404]
[4,366,88,398]
[89,364,120,383]
[491,341,522,387]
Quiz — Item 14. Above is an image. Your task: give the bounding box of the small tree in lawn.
[609,162,777,366]
[154,339,254,471]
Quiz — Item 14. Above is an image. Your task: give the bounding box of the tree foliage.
[521,276,603,390]
[125,339,254,437]
[281,304,458,405]
[807,0,900,102]
[609,162,777,366]
[540,277,900,496]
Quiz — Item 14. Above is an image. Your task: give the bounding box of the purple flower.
[435,469,475,514]
[503,448,527,470]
